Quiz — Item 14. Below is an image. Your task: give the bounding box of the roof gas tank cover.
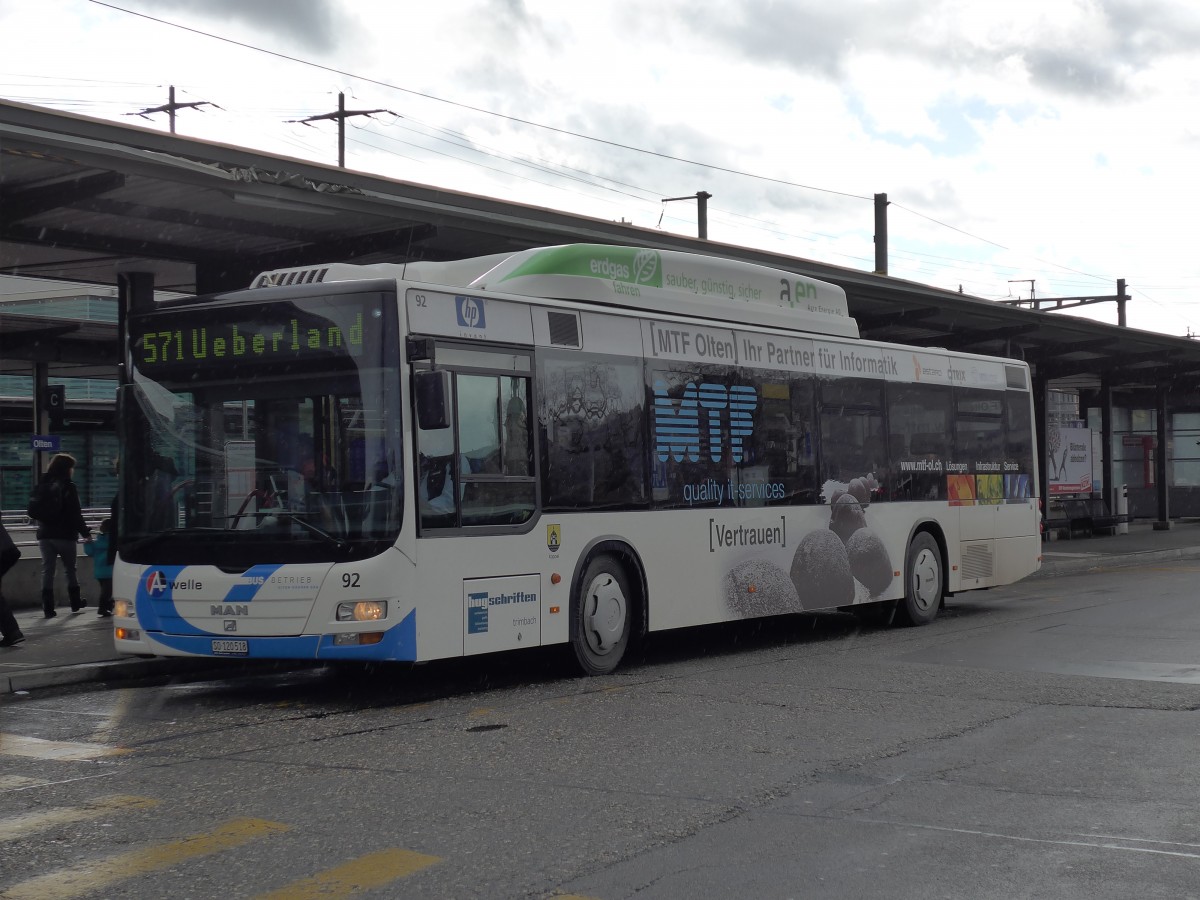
[470,244,859,339]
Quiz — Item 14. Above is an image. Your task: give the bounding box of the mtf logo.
[455,296,486,329]
[653,380,758,463]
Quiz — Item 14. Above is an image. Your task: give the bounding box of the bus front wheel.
[570,555,632,676]
[897,531,943,626]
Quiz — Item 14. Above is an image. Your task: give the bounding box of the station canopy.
[3,97,1200,395]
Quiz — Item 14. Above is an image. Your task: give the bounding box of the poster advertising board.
[1047,424,1094,494]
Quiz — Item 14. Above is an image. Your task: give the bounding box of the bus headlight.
[337,601,387,622]
[114,599,135,619]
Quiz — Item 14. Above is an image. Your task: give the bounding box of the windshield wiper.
[265,510,348,550]
[218,511,347,551]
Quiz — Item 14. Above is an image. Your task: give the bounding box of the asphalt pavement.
[5,520,1200,695]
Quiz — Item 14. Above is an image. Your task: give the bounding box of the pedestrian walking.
[28,452,92,617]
[85,518,114,617]
[0,520,25,647]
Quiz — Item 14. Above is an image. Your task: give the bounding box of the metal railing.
[1,508,110,547]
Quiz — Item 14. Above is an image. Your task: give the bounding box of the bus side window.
[419,367,536,529]
[460,374,535,526]
[503,378,530,476]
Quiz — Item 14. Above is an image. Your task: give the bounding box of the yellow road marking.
[0,733,127,761]
[0,795,157,843]
[0,816,289,900]
[256,848,441,899]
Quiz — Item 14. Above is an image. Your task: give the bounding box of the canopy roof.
[3,98,1197,395]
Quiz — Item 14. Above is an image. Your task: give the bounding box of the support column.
[117,272,155,386]
[1154,382,1171,529]
[1100,373,1114,507]
[31,361,49,483]
[1033,370,1049,507]
[114,272,154,544]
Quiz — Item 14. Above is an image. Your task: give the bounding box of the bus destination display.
[134,299,373,374]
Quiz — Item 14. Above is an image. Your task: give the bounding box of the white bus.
[113,244,1040,674]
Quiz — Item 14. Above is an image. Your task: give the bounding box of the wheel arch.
[569,536,648,640]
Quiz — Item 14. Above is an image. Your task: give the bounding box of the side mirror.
[414,370,451,430]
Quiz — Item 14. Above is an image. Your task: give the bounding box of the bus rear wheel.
[897,531,943,626]
[570,555,632,676]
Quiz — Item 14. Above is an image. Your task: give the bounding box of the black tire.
[896,531,943,626]
[570,555,632,676]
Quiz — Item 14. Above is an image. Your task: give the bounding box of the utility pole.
[873,193,888,275]
[289,93,391,167]
[661,191,712,239]
[128,85,215,134]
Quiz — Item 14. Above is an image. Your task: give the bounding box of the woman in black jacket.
[33,452,92,617]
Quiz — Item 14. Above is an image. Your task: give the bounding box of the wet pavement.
[4,520,1200,694]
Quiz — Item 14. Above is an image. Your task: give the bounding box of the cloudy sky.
[4,0,1200,337]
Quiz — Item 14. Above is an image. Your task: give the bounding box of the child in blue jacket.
[85,518,114,617]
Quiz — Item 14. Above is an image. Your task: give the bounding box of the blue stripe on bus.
[135,564,291,635]
[142,609,418,661]
[315,609,416,660]
[147,631,322,657]
[223,565,283,603]
[134,565,189,632]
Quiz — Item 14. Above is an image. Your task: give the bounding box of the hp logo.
[455,296,486,329]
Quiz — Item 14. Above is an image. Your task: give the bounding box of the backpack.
[26,481,64,523]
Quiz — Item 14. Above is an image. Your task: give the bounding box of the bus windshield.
[118,288,403,568]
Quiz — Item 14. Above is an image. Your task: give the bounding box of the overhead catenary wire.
[86,0,870,203]
[9,2,1196,335]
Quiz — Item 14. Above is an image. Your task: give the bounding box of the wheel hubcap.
[584,573,627,655]
[911,548,939,611]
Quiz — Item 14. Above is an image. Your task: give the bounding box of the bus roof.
[251,244,859,339]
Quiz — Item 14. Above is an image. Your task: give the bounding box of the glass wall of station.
[0,287,119,512]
